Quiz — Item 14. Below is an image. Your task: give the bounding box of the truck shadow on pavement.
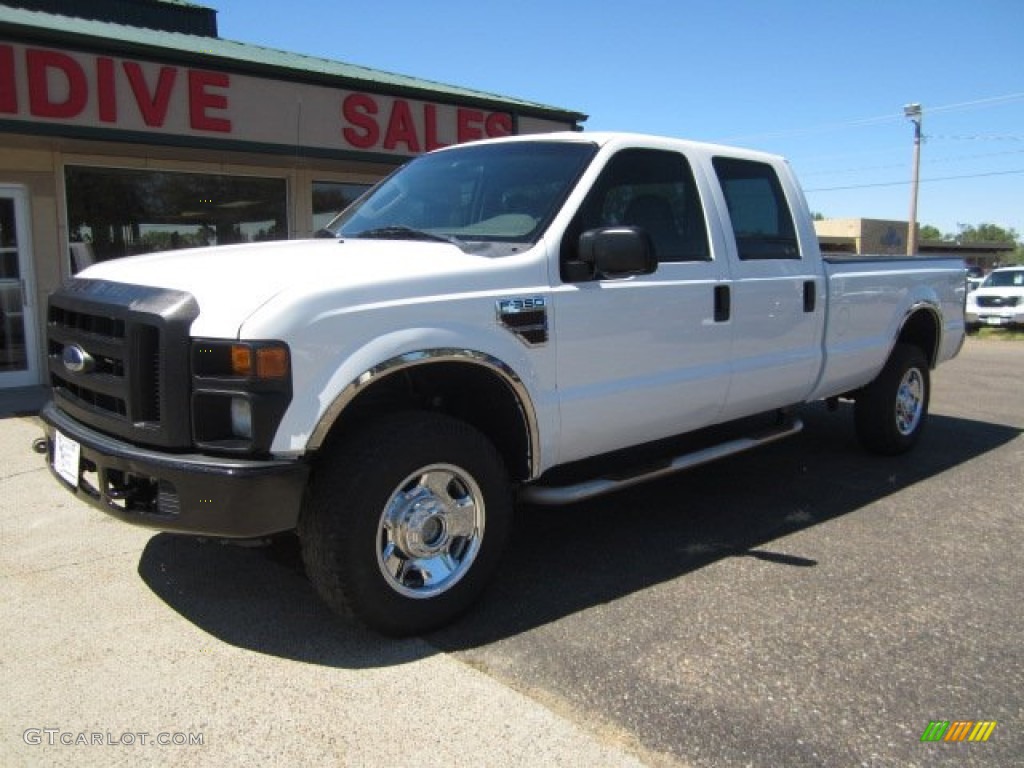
[137,404,1020,665]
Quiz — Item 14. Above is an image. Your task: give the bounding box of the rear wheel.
[854,343,930,455]
[299,411,512,636]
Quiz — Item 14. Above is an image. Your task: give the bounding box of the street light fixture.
[904,103,923,256]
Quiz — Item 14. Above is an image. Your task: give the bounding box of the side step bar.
[519,417,803,505]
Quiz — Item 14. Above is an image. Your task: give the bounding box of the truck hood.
[78,238,516,337]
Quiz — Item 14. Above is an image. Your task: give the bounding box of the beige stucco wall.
[814,218,913,255]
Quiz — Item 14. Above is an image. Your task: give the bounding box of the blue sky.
[212,0,1024,239]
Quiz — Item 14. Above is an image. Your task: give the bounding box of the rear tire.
[299,411,512,636]
[854,343,930,455]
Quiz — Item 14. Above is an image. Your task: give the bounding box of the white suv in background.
[966,266,1024,331]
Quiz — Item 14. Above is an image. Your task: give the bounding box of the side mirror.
[567,227,657,281]
[565,227,657,281]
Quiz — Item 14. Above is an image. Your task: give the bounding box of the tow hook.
[31,437,48,455]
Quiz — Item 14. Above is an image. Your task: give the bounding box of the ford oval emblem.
[62,344,95,374]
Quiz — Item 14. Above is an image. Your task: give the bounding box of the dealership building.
[0,0,585,391]
[814,217,1015,269]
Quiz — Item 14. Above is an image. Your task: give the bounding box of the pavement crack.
[0,466,49,482]
[1,550,139,578]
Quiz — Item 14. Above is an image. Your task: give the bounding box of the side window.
[712,157,800,260]
[561,148,709,271]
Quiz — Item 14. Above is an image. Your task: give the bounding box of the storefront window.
[312,181,371,232]
[65,167,288,271]
[0,197,26,372]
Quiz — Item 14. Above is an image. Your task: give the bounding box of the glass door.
[0,185,39,388]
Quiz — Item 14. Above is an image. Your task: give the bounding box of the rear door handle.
[803,280,816,313]
[714,285,731,323]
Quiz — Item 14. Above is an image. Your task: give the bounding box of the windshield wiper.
[352,226,464,248]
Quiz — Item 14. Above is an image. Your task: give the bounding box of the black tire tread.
[854,343,930,455]
[299,411,511,636]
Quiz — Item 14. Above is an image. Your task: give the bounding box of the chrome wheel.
[377,464,485,599]
[300,412,512,635]
[895,367,925,436]
[855,343,930,455]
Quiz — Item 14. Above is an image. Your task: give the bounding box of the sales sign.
[0,41,571,157]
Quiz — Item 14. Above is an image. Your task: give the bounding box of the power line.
[719,91,1024,143]
[925,93,1024,116]
[930,134,1024,142]
[805,168,1024,192]
[799,147,1024,177]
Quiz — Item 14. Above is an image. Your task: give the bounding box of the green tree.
[919,224,943,241]
[950,223,1023,265]
[952,222,1019,245]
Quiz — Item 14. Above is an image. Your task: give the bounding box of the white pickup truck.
[965,266,1024,330]
[40,132,966,635]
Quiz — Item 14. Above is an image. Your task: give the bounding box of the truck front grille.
[976,296,1019,308]
[47,279,198,449]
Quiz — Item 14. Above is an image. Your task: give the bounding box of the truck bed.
[810,256,967,401]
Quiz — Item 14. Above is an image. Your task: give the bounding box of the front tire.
[299,412,512,636]
[854,343,930,455]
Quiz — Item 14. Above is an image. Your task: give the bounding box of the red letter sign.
[188,70,231,132]
[486,112,513,138]
[383,99,420,152]
[124,62,177,127]
[96,57,117,123]
[456,108,484,143]
[423,103,448,151]
[27,49,87,118]
[342,93,380,149]
[0,45,16,114]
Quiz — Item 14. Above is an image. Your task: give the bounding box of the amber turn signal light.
[231,344,289,379]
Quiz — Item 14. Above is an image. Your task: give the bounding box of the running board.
[519,418,803,505]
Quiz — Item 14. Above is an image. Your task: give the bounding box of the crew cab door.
[552,147,732,464]
[709,157,825,421]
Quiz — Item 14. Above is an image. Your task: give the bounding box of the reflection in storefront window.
[312,181,371,233]
[65,167,288,271]
[0,198,26,372]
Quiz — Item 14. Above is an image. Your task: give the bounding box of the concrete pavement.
[4,339,1022,767]
[0,414,653,768]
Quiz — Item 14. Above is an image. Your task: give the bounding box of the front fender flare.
[307,348,542,479]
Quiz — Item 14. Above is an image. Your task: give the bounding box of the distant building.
[814,218,1015,270]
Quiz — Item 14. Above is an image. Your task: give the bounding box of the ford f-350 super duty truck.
[39,132,966,635]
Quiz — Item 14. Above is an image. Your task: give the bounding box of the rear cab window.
[712,157,800,260]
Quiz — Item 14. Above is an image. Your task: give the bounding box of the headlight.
[190,340,292,454]
[194,340,291,380]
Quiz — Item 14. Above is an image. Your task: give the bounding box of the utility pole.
[904,103,923,256]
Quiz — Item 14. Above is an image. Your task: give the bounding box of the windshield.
[324,140,598,255]
[984,270,1024,288]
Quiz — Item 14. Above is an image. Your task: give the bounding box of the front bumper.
[40,401,309,538]
[966,308,1024,328]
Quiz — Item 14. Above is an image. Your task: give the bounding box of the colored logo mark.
[920,720,997,742]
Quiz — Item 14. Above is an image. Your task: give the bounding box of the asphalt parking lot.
[2,339,1022,767]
